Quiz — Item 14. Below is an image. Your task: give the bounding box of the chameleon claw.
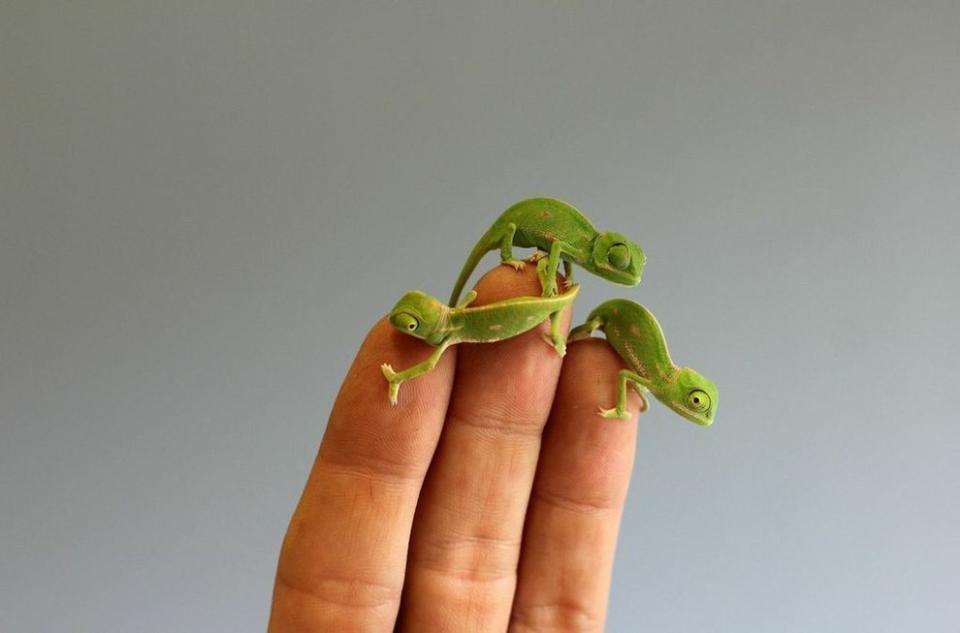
[502,258,526,272]
[542,333,566,357]
[598,406,632,420]
[381,364,401,405]
[526,250,548,263]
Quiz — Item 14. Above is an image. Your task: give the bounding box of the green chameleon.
[568,299,718,426]
[381,281,580,405]
[448,197,646,305]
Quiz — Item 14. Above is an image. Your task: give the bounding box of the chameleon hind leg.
[562,259,574,289]
[497,222,526,271]
[525,249,548,263]
[598,370,651,420]
[381,341,453,405]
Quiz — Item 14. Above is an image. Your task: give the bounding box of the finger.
[509,338,640,633]
[398,265,571,632]
[269,317,456,632]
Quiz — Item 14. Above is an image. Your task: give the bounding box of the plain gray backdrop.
[3,2,959,631]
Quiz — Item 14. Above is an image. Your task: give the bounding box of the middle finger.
[397,264,570,632]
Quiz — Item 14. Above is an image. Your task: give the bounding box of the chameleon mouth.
[670,402,713,426]
[602,266,639,285]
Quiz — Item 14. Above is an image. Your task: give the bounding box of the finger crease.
[275,568,402,612]
[445,407,547,440]
[414,560,518,584]
[531,487,619,516]
[510,600,602,632]
[318,448,426,485]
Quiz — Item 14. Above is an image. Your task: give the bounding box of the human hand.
[268,265,642,632]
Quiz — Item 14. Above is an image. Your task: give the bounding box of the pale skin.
[381,267,580,404]
[569,299,719,425]
[269,265,643,633]
[449,197,647,305]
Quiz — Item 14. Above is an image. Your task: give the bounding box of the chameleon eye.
[608,243,630,270]
[390,312,420,333]
[687,390,711,413]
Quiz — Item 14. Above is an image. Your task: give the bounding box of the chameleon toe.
[598,406,631,420]
[380,363,397,381]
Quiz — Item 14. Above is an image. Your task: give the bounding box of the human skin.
[268,265,642,633]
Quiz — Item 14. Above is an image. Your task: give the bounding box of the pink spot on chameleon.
[624,344,647,379]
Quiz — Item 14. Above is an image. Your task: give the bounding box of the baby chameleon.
[381,281,580,405]
[568,299,718,426]
[449,197,646,305]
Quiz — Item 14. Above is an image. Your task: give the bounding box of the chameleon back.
[453,284,580,344]
[499,198,599,252]
[591,300,673,375]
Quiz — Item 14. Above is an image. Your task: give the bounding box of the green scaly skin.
[448,198,646,306]
[381,278,580,405]
[568,299,718,426]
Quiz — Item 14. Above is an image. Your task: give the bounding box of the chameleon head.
[665,367,718,427]
[591,232,646,286]
[388,290,448,345]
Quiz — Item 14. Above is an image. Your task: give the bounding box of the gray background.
[2,2,958,631]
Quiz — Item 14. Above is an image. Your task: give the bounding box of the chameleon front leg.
[568,316,604,342]
[455,289,478,309]
[539,240,586,296]
[598,369,651,420]
[541,307,568,357]
[533,257,569,356]
[498,222,526,271]
[381,341,454,405]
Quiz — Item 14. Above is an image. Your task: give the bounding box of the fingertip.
[556,337,644,420]
[471,263,560,303]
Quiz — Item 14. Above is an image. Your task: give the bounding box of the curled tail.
[448,232,496,306]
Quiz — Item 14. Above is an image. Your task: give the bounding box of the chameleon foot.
[526,250,548,263]
[380,363,401,405]
[542,333,566,357]
[501,258,526,272]
[598,406,632,420]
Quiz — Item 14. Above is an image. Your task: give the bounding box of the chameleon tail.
[448,232,496,307]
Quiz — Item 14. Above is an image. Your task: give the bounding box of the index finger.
[269,313,456,632]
